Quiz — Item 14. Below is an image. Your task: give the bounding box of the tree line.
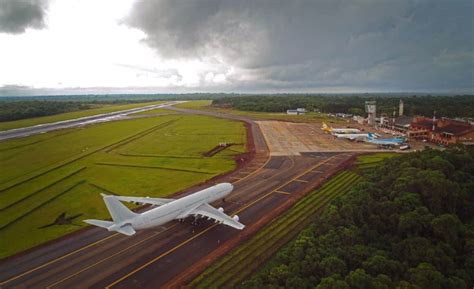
[0,101,93,122]
[212,95,474,118]
[241,147,474,289]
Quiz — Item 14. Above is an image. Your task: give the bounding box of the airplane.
[333,132,370,141]
[366,133,405,146]
[84,183,244,236]
[321,122,361,134]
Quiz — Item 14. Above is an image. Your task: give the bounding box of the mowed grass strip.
[104,118,179,153]
[0,166,86,210]
[356,152,397,164]
[0,180,86,230]
[355,152,398,173]
[95,162,216,175]
[190,171,361,289]
[117,152,228,160]
[0,117,180,191]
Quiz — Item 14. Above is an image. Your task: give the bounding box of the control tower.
[365,101,376,126]
[399,99,404,116]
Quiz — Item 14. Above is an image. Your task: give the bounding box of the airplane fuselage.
[131,183,233,230]
[368,138,405,146]
[333,133,369,140]
[330,128,361,134]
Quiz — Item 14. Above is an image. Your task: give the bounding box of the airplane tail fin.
[101,194,137,223]
[321,122,332,132]
[367,133,374,139]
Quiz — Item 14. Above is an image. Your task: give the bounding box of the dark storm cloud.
[127,0,474,92]
[0,0,48,34]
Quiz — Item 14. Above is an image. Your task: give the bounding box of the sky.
[0,0,472,96]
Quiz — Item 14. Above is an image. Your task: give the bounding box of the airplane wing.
[189,203,245,230]
[108,195,175,206]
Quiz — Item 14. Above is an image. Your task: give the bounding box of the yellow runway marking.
[105,224,219,289]
[105,155,337,288]
[46,230,162,288]
[232,157,270,185]
[275,191,291,195]
[0,233,119,286]
[294,179,309,183]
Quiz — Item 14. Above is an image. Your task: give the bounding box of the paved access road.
[0,101,181,141]
[0,107,354,289]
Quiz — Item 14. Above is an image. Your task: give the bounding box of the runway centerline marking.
[45,230,166,288]
[275,191,291,195]
[105,155,337,289]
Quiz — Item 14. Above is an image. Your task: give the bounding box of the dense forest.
[212,95,474,118]
[0,99,165,122]
[241,148,474,289]
[0,101,93,122]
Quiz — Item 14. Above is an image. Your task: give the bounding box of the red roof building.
[410,117,474,145]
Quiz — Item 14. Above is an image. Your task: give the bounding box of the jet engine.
[218,207,224,213]
[232,215,240,222]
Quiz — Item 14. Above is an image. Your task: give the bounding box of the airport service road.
[0,107,353,289]
[0,101,181,141]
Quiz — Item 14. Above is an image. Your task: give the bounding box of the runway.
[0,107,355,289]
[0,101,180,141]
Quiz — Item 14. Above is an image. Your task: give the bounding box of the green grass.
[356,152,398,164]
[175,100,346,123]
[355,152,399,172]
[174,100,213,110]
[190,170,362,289]
[0,113,246,258]
[0,100,166,131]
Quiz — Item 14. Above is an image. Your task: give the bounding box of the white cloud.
[0,0,234,91]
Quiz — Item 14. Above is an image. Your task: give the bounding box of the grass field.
[190,170,362,289]
[0,100,166,131]
[355,152,398,171]
[0,113,246,258]
[174,100,213,110]
[175,100,346,124]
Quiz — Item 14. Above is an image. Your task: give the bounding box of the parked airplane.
[333,132,370,141]
[84,183,244,236]
[322,122,361,134]
[366,133,405,146]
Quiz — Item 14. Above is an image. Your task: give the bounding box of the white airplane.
[333,132,370,141]
[366,133,405,146]
[84,183,244,236]
[322,122,361,134]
